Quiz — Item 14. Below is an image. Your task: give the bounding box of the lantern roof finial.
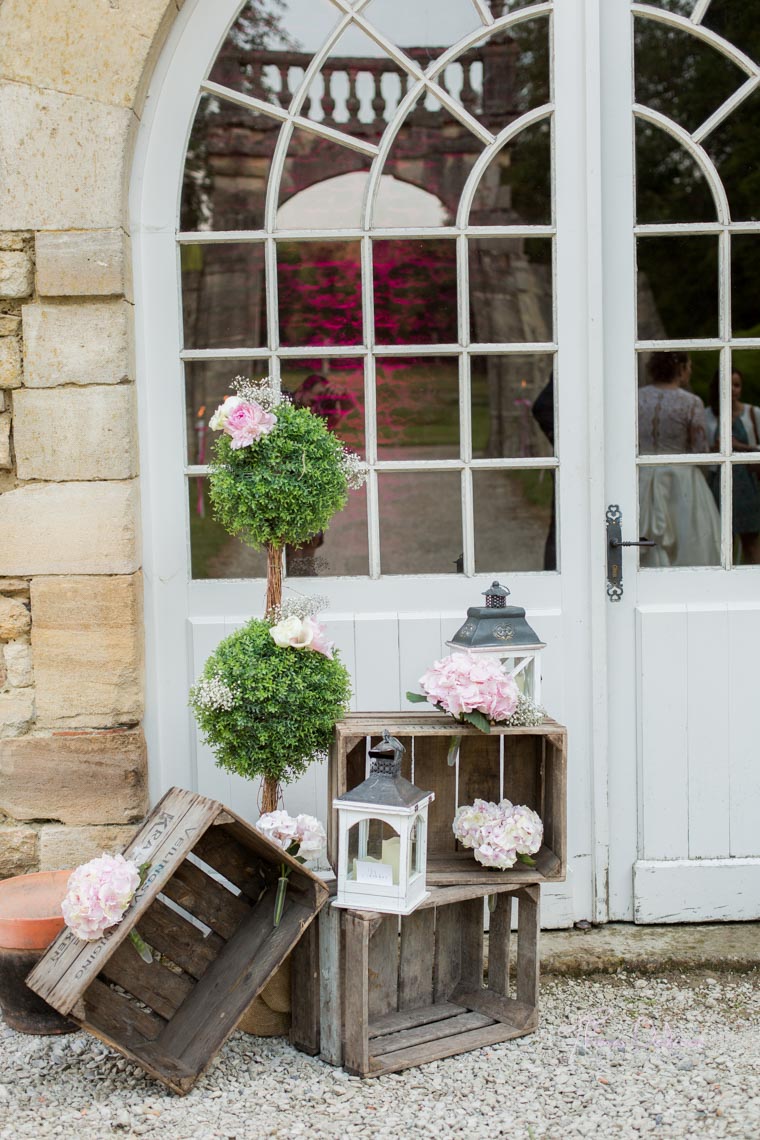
[336,729,430,811]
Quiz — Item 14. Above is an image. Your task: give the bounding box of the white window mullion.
[461,466,475,577]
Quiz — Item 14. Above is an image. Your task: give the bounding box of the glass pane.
[637,353,717,456]
[731,465,760,565]
[181,94,271,232]
[286,484,370,577]
[373,240,458,345]
[346,819,400,882]
[189,479,268,579]
[732,236,760,336]
[703,4,760,71]
[638,464,721,567]
[277,130,373,227]
[185,360,273,464]
[635,119,716,225]
[280,359,365,455]
[473,469,556,572]
[731,350,760,424]
[471,355,554,459]
[469,237,553,343]
[277,240,363,347]
[293,20,393,137]
[634,16,744,136]
[364,0,480,59]
[207,0,343,101]
[637,236,719,340]
[469,121,552,227]
[376,357,459,459]
[378,472,463,574]
[181,244,266,350]
[703,87,760,222]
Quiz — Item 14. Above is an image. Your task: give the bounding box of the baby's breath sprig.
[505,693,546,727]
[340,448,369,490]
[269,593,331,625]
[231,375,284,412]
[190,672,237,712]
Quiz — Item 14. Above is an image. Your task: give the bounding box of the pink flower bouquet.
[61,852,152,961]
[407,651,519,733]
[453,798,543,870]
[256,810,326,926]
[209,395,277,450]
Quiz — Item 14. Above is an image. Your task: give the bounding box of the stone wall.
[0,1,185,877]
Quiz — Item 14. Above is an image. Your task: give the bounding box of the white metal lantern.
[447,581,546,705]
[333,731,434,916]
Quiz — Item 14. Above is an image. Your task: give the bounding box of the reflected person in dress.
[638,352,720,567]
[705,368,760,565]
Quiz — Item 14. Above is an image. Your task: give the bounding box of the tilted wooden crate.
[315,883,540,1077]
[329,712,566,886]
[27,787,328,1095]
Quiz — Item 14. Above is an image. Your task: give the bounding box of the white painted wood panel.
[637,608,689,860]
[353,615,400,709]
[687,607,730,858]
[634,858,760,923]
[728,606,760,857]
[399,614,448,708]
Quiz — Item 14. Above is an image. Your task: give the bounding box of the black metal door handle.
[610,537,656,549]
[606,505,657,600]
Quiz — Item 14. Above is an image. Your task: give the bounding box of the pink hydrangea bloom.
[507,804,543,856]
[452,798,543,870]
[452,799,501,849]
[256,811,326,860]
[61,853,141,942]
[418,652,519,724]
[223,399,277,449]
[293,813,327,858]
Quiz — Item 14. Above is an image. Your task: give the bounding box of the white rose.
[270,615,313,649]
[209,395,243,432]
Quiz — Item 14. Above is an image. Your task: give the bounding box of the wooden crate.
[315,883,540,1077]
[329,712,566,885]
[27,787,328,1095]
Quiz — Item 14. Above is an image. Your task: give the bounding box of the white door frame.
[130,0,610,926]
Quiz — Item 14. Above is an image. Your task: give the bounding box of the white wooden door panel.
[686,607,730,860]
[634,859,760,924]
[728,607,760,858]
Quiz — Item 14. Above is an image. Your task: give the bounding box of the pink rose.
[224,400,277,449]
[305,617,334,659]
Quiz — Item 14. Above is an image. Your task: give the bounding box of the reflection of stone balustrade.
[214,41,517,132]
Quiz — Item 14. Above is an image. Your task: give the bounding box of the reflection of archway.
[277,172,447,228]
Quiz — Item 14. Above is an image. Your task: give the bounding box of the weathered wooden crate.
[314,883,540,1077]
[27,787,328,1095]
[329,713,566,885]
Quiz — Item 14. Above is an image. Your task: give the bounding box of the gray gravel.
[1,971,758,1139]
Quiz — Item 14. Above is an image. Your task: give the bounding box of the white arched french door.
[131,0,651,929]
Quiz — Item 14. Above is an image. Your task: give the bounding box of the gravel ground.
[1,971,758,1140]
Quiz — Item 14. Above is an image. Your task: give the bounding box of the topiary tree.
[193,376,366,811]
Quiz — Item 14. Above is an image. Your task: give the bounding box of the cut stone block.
[31,574,142,728]
[39,824,140,872]
[22,300,129,387]
[0,729,148,825]
[0,337,22,388]
[13,386,137,481]
[35,230,126,297]
[0,689,35,738]
[0,596,31,641]
[0,412,10,468]
[0,826,38,878]
[0,250,33,298]
[0,482,140,575]
[0,83,132,231]
[3,640,32,688]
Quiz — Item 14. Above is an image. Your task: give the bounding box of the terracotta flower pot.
[0,869,77,1034]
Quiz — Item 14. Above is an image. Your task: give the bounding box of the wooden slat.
[453,988,536,1030]
[137,898,224,980]
[418,883,520,909]
[371,1010,493,1057]
[367,915,399,1019]
[369,1000,465,1038]
[290,919,320,1056]
[343,912,371,1075]
[398,909,435,1010]
[410,733,458,855]
[82,978,165,1047]
[153,892,308,1072]
[459,897,485,991]
[193,826,270,902]
[161,860,251,940]
[368,1022,526,1076]
[99,938,194,1020]
[426,846,561,884]
[516,886,540,1009]
[502,735,541,812]
[433,902,461,1001]
[28,788,222,1014]
[318,905,343,1066]
[488,893,512,995]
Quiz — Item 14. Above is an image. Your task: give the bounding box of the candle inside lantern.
[381,837,400,884]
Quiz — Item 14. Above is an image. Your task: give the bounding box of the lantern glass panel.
[409,819,422,880]
[346,819,401,885]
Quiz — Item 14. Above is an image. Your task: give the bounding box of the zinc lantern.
[333,731,434,916]
[447,581,546,705]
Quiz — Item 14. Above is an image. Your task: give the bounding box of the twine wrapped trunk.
[262,543,284,815]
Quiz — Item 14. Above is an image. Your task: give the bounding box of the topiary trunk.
[263,542,283,812]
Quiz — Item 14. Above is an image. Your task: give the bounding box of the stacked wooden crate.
[302,711,567,1075]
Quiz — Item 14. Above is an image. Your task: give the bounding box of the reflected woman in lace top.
[637,352,720,567]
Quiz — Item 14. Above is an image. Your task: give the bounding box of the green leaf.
[517,853,537,867]
[405,691,428,703]
[463,709,491,734]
